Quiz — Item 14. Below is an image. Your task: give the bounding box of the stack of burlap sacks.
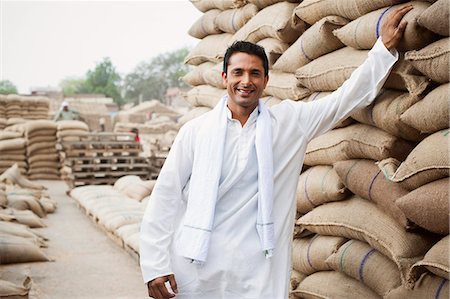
[69,175,156,256]
[0,131,27,175]
[183,0,449,298]
[0,164,56,298]
[0,95,50,129]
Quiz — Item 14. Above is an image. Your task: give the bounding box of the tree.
[59,76,85,95]
[79,57,123,105]
[123,47,191,104]
[0,80,18,94]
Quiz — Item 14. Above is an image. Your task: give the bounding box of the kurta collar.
[226,104,259,127]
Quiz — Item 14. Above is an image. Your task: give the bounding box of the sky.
[1,0,202,93]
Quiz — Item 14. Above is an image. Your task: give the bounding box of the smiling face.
[222,52,269,115]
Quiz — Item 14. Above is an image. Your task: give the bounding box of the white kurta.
[140,38,398,298]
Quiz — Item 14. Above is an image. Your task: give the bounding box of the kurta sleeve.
[295,37,398,141]
[139,122,194,283]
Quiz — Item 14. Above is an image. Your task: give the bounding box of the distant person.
[131,127,140,142]
[53,101,82,121]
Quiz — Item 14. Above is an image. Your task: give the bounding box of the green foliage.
[123,47,191,104]
[0,80,18,94]
[59,76,85,95]
[80,57,123,105]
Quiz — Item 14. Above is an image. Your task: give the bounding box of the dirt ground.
[2,180,149,299]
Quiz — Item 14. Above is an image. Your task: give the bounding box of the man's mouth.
[236,87,255,96]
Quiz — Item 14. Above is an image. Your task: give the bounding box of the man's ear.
[263,75,269,89]
[222,71,227,85]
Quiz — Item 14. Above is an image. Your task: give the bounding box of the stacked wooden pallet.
[59,133,157,187]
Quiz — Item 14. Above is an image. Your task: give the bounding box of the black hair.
[223,41,269,77]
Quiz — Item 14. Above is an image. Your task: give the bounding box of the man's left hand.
[381,5,413,50]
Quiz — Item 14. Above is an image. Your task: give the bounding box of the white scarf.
[177,96,275,264]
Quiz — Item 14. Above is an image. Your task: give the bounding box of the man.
[53,101,82,121]
[140,5,412,299]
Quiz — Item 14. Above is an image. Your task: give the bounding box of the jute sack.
[184,33,233,66]
[0,161,26,169]
[396,178,449,234]
[27,168,59,176]
[0,221,46,245]
[123,231,140,253]
[304,123,414,166]
[6,194,46,218]
[261,96,282,107]
[325,239,402,296]
[409,235,449,284]
[297,196,437,282]
[290,270,307,291]
[265,71,312,100]
[231,2,306,44]
[189,0,247,12]
[0,208,46,228]
[0,131,22,141]
[296,165,349,214]
[0,164,45,190]
[27,135,57,144]
[292,235,347,274]
[114,175,155,201]
[378,129,449,190]
[214,4,259,34]
[334,2,437,52]
[39,197,57,214]
[0,138,26,152]
[0,190,6,207]
[292,271,381,299]
[405,37,450,83]
[273,16,348,74]
[333,159,411,229]
[385,273,449,299]
[101,212,144,232]
[24,120,56,135]
[29,148,57,156]
[55,120,89,131]
[178,107,211,125]
[249,0,302,9]
[188,9,222,39]
[0,272,31,298]
[400,83,449,134]
[182,62,215,87]
[184,85,226,108]
[28,153,59,164]
[351,90,424,141]
[296,49,430,95]
[56,129,88,139]
[26,129,56,139]
[293,0,407,25]
[256,38,289,67]
[0,234,50,264]
[27,142,56,155]
[115,222,140,240]
[26,161,59,169]
[203,63,225,89]
[418,0,449,36]
[28,174,60,181]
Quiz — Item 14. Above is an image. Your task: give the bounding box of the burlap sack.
[188,9,222,39]
[56,120,89,131]
[182,62,215,87]
[203,63,225,89]
[178,107,211,125]
[184,85,225,108]
[256,38,289,67]
[0,161,26,169]
[292,235,347,274]
[249,0,302,9]
[190,0,247,12]
[231,2,306,44]
[0,234,49,264]
[123,231,140,252]
[0,221,46,245]
[26,129,57,139]
[405,37,450,83]
[114,175,155,201]
[351,90,424,141]
[0,164,45,190]
[0,272,32,298]
[24,120,56,135]
[39,197,56,214]
[115,222,140,241]
[297,196,437,282]
[293,0,407,25]
[27,135,57,144]
[27,167,59,176]
[261,96,282,107]
[290,270,307,292]
[325,239,402,296]
[296,49,430,95]
[418,0,449,36]
[273,16,348,73]
[304,123,414,166]
[400,83,449,134]
[27,161,59,169]
[100,212,144,232]
[184,33,233,66]
[29,147,57,156]
[292,271,381,299]
[215,4,259,34]
[265,71,312,100]
[27,142,56,155]
[378,129,449,190]
[0,131,22,141]
[6,194,46,218]
[28,153,59,164]
[396,178,449,234]
[409,235,449,284]
[334,2,438,51]
[296,165,349,214]
[0,138,26,152]
[333,159,411,228]
[385,273,449,298]
[0,208,46,228]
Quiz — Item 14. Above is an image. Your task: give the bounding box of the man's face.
[222,52,268,112]
[63,105,69,111]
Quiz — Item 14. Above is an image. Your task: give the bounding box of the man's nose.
[241,72,251,84]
